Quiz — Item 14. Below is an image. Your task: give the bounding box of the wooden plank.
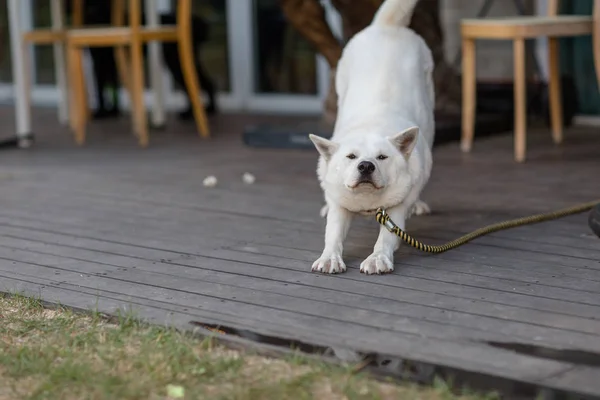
[3,185,598,270]
[1,196,598,278]
[542,366,600,396]
[1,235,600,351]
[0,268,583,392]
[0,211,596,310]
[3,222,598,296]
[2,213,600,320]
[2,215,600,317]
[3,264,600,398]
[0,231,597,330]
[441,219,600,251]
[4,247,582,347]
[412,227,600,261]
[3,232,600,337]
[4,181,600,268]
[2,109,600,397]
[4,178,598,253]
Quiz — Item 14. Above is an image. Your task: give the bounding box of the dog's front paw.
[311,253,346,274]
[360,252,394,275]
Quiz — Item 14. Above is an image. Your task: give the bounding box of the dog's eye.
[347,154,357,160]
[377,155,388,160]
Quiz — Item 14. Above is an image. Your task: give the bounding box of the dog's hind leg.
[411,199,431,217]
[319,203,329,218]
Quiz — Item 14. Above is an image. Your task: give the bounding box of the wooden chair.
[66,0,210,147]
[21,0,84,125]
[460,0,600,162]
[22,0,133,127]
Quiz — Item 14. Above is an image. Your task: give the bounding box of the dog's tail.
[371,0,419,28]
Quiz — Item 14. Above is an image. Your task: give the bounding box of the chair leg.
[54,41,70,125]
[513,38,527,163]
[79,51,90,121]
[8,0,33,141]
[114,46,132,99]
[177,33,210,138]
[71,47,88,145]
[460,38,476,153]
[21,41,33,124]
[593,16,600,96]
[67,45,77,133]
[130,40,149,147]
[548,38,563,144]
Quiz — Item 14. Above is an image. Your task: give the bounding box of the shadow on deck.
[1,108,599,399]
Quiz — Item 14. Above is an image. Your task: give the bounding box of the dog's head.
[309,126,420,195]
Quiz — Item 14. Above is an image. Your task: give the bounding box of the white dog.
[309,0,435,275]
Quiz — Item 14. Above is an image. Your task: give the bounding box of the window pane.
[252,0,317,95]
[0,0,13,83]
[32,0,56,85]
[191,0,230,92]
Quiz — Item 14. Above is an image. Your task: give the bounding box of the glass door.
[0,0,76,106]
[226,0,338,114]
[0,0,340,115]
[169,0,336,113]
[167,0,239,110]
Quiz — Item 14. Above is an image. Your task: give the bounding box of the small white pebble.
[203,175,218,187]
[242,172,256,185]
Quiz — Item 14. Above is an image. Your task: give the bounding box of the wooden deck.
[1,108,600,398]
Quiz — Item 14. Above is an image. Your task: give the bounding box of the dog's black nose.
[357,161,375,174]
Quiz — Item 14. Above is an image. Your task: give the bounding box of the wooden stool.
[66,0,210,147]
[460,0,600,162]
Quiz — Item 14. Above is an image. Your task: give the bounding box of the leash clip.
[384,218,396,233]
[377,208,397,233]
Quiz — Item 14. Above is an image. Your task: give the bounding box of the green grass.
[0,293,498,400]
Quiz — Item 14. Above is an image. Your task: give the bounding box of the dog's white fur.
[309,0,435,275]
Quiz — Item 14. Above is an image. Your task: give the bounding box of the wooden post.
[7,0,33,142]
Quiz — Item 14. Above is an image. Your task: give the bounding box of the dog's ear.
[389,126,419,158]
[309,134,338,161]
